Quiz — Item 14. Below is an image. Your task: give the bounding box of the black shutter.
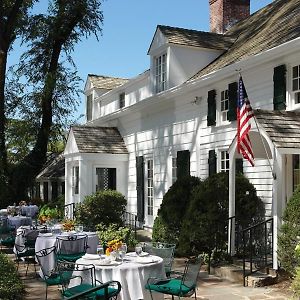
[273,64,286,110]
[228,81,238,121]
[136,156,145,222]
[176,150,190,179]
[207,89,216,126]
[208,150,217,176]
[51,181,58,200]
[235,158,243,174]
[108,168,117,190]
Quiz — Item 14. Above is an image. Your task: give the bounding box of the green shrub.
[76,190,127,229]
[96,223,137,248]
[278,186,300,275]
[178,172,264,258]
[152,176,201,243]
[292,267,300,296]
[0,253,24,299]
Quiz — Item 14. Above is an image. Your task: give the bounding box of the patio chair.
[55,234,88,262]
[0,217,15,250]
[24,229,39,247]
[14,241,37,276]
[144,242,176,277]
[35,246,74,300]
[145,256,202,300]
[58,261,121,299]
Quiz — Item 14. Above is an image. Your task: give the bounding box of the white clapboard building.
[64,0,300,268]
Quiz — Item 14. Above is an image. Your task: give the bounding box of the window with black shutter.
[207,89,216,126]
[136,156,145,222]
[273,64,286,110]
[236,158,243,174]
[208,150,217,176]
[228,81,238,121]
[176,150,190,179]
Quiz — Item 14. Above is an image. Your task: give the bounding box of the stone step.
[211,264,277,287]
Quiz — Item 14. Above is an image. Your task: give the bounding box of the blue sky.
[8,0,273,122]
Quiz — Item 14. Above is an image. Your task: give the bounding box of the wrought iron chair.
[0,217,15,250]
[35,246,75,300]
[143,242,176,277]
[55,234,88,262]
[58,261,121,299]
[14,241,37,276]
[145,256,202,300]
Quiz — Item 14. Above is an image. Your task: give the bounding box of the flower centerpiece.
[105,239,123,259]
[61,219,75,232]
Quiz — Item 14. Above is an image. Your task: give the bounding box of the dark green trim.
[208,149,217,176]
[273,64,286,110]
[228,81,238,121]
[207,89,216,126]
[177,150,190,178]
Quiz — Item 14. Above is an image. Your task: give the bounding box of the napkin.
[136,256,157,264]
[82,254,100,260]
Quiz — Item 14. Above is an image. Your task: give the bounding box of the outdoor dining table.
[8,216,32,228]
[20,205,39,217]
[75,253,165,300]
[35,231,99,277]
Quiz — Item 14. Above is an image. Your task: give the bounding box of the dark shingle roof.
[37,153,65,179]
[157,25,235,50]
[190,0,300,81]
[254,110,300,149]
[72,126,128,154]
[88,74,129,90]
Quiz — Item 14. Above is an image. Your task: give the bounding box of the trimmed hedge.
[0,253,24,299]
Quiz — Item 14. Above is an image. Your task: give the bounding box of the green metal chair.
[36,246,75,300]
[143,242,176,277]
[145,256,202,300]
[58,261,121,299]
[56,234,88,262]
[14,241,37,276]
[0,217,16,250]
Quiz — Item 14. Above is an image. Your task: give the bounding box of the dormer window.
[155,53,167,93]
[119,92,125,109]
[86,94,92,121]
[292,65,300,104]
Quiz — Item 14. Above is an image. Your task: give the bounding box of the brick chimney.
[209,0,250,34]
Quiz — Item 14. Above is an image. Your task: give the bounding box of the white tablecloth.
[35,232,99,276]
[8,216,32,228]
[76,253,165,300]
[20,205,39,217]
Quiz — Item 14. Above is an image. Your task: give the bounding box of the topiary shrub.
[76,190,127,230]
[152,176,201,244]
[278,186,300,276]
[0,253,25,299]
[178,172,265,259]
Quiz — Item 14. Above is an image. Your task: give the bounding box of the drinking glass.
[97,245,104,259]
[135,245,142,256]
[119,244,127,262]
[78,225,83,233]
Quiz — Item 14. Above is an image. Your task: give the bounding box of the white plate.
[136,257,158,264]
[38,232,53,237]
[94,259,122,266]
[126,251,149,257]
[82,254,100,260]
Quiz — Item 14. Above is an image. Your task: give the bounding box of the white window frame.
[220,89,229,123]
[219,150,229,172]
[146,159,154,217]
[72,166,79,195]
[155,53,167,93]
[292,64,300,105]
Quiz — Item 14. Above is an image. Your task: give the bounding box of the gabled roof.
[190,0,300,81]
[71,126,128,154]
[36,153,65,179]
[156,25,235,51]
[254,110,300,149]
[88,74,129,90]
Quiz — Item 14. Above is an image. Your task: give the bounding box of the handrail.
[122,212,138,239]
[64,203,75,220]
[242,218,273,286]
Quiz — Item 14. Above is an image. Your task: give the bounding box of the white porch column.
[228,150,236,255]
[79,159,87,204]
[272,149,284,270]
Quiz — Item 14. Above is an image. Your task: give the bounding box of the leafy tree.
[278,186,300,276]
[0,0,104,202]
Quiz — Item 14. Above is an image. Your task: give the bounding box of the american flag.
[237,76,254,166]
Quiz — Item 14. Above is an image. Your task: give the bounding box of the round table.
[76,253,165,300]
[20,205,39,217]
[35,232,99,276]
[8,216,32,228]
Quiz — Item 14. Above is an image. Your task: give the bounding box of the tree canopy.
[0,0,104,204]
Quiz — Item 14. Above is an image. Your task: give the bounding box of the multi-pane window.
[220,151,229,172]
[86,94,93,121]
[72,166,79,195]
[221,89,229,122]
[96,168,116,191]
[293,155,300,191]
[172,157,177,184]
[119,92,125,109]
[155,53,167,93]
[292,65,300,104]
[147,160,154,216]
